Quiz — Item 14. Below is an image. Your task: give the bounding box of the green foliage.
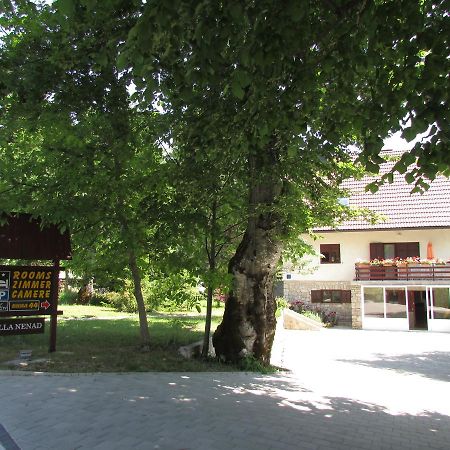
[289,301,338,327]
[93,273,204,314]
[147,272,203,313]
[59,289,78,305]
[301,310,323,323]
[0,2,166,346]
[93,290,137,314]
[275,297,288,318]
[237,356,278,374]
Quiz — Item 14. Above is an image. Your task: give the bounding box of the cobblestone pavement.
[1,327,449,450]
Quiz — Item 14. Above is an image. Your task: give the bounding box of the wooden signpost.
[0,213,72,352]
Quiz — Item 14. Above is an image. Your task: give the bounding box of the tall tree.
[121,0,449,362]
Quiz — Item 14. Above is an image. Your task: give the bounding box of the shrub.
[146,271,203,312]
[301,310,322,323]
[213,289,227,307]
[288,300,338,327]
[87,272,204,314]
[95,290,138,313]
[59,289,78,305]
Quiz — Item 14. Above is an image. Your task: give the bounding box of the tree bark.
[202,285,214,358]
[77,278,94,304]
[213,145,283,364]
[128,249,151,351]
[202,199,217,358]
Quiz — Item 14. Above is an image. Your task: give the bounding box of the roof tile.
[317,151,450,231]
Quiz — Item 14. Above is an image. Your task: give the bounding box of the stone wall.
[279,280,358,328]
[350,285,362,329]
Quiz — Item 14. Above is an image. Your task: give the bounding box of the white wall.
[284,228,450,282]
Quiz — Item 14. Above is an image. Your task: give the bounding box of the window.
[311,290,351,303]
[370,242,420,260]
[364,287,384,318]
[320,244,341,264]
[385,289,407,318]
[432,288,450,320]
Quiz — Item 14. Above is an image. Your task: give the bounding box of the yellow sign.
[0,266,55,314]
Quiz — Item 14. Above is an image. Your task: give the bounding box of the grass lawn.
[0,305,236,373]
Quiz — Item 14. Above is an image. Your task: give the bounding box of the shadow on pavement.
[1,372,449,449]
[337,351,450,382]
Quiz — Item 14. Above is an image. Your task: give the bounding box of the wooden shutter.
[406,242,420,258]
[370,243,384,260]
[311,290,322,303]
[341,290,352,303]
[395,242,420,258]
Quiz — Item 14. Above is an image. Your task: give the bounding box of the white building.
[281,152,450,332]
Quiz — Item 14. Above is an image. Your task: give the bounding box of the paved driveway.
[1,327,449,450]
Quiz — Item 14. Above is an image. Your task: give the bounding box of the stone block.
[283,308,323,330]
[178,337,216,359]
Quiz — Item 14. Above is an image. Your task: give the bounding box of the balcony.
[355,263,450,281]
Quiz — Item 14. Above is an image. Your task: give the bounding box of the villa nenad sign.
[0,213,72,350]
[0,318,45,336]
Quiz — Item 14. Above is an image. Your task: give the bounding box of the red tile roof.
[317,150,450,231]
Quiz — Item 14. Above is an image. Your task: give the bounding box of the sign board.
[0,214,71,352]
[0,213,72,260]
[0,318,45,336]
[0,266,57,316]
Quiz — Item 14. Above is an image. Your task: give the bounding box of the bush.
[146,271,202,312]
[301,310,322,323]
[213,289,227,307]
[93,272,204,314]
[87,279,139,313]
[288,300,338,327]
[59,289,78,305]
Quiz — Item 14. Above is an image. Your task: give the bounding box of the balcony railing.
[355,264,450,281]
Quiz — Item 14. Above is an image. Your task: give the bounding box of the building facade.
[280,153,450,332]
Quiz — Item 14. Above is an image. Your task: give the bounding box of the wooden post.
[49,259,60,352]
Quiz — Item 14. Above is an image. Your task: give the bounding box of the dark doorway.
[408,290,428,330]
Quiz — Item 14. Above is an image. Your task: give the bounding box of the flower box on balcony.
[355,258,450,281]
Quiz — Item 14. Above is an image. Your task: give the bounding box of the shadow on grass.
[0,317,231,373]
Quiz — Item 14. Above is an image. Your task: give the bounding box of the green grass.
[59,304,136,319]
[0,306,234,373]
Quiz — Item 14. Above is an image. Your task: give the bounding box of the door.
[407,289,428,330]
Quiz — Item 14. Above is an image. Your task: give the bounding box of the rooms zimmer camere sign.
[0,266,57,315]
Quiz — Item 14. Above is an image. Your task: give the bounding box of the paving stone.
[1,329,449,450]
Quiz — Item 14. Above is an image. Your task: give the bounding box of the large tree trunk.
[213,146,283,364]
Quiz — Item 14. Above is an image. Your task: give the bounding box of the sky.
[382,132,414,151]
